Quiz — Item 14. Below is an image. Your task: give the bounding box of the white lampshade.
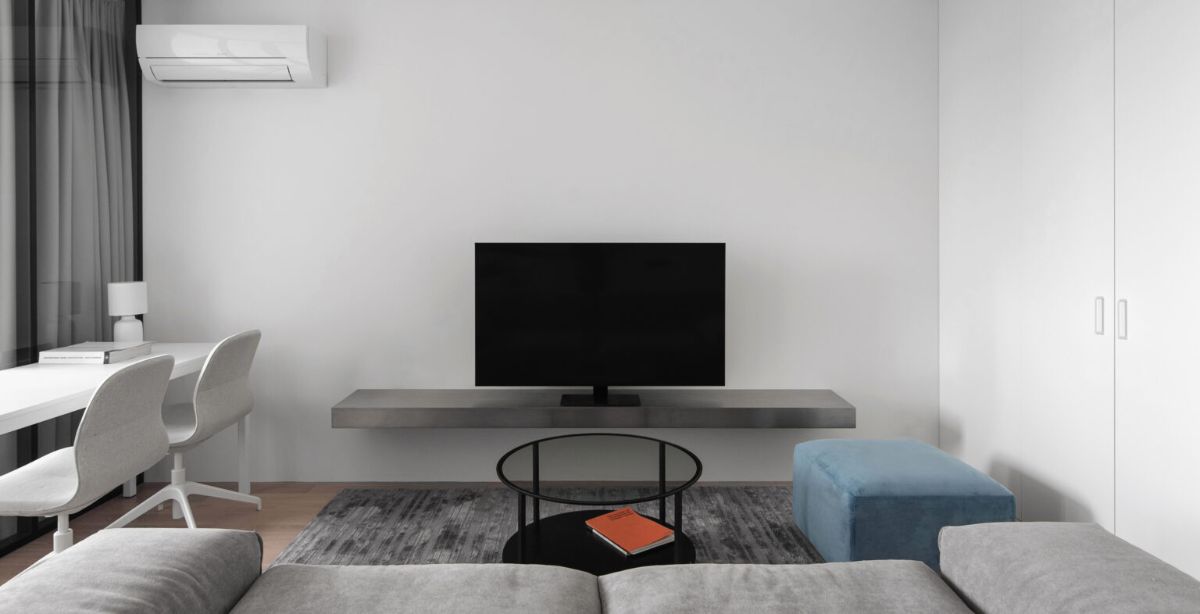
[108,281,148,316]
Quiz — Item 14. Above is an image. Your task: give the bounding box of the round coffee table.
[496,433,703,575]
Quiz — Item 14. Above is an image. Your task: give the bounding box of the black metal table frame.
[496,432,703,564]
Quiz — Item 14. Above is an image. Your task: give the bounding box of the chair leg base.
[107,484,197,529]
[185,481,263,511]
[106,481,262,530]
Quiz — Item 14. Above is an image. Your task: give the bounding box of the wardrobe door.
[1013,0,1115,527]
[940,0,1115,526]
[1115,0,1200,579]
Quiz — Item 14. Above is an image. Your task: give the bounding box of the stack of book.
[586,507,675,556]
[39,341,151,365]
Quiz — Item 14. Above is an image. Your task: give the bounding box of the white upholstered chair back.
[184,330,261,448]
[69,355,173,510]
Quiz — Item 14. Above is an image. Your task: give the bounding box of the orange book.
[586,508,675,556]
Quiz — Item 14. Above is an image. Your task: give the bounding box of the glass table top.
[496,433,702,505]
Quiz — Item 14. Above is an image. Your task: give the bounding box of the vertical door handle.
[1094,297,1105,335]
[1117,299,1128,340]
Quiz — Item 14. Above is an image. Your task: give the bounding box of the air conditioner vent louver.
[136,25,325,88]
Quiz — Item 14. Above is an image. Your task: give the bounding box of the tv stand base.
[561,388,641,407]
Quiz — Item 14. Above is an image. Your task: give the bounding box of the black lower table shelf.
[502,510,695,576]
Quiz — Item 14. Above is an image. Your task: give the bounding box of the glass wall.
[0,0,140,552]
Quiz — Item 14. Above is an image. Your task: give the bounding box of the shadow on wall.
[939,415,962,454]
[989,458,1094,524]
[937,416,1095,524]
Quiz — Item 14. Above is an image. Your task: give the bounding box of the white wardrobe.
[941,0,1200,578]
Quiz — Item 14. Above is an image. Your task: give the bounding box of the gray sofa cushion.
[598,562,971,613]
[0,528,262,614]
[939,522,1200,613]
[231,563,602,614]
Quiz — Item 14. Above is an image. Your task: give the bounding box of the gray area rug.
[274,486,822,566]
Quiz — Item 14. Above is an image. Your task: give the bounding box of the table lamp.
[108,281,148,343]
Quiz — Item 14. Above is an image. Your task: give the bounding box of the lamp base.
[113,316,144,343]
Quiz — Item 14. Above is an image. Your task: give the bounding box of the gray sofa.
[2,522,1198,613]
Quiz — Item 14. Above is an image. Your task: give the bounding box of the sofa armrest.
[0,528,262,614]
[939,522,1200,613]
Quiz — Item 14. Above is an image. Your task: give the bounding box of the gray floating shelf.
[331,388,855,429]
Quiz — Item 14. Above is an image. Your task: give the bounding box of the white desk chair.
[0,355,173,554]
[109,330,262,529]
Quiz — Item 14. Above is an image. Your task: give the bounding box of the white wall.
[938,0,1025,499]
[142,0,938,482]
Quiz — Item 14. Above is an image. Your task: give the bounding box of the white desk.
[0,343,214,435]
[0,343,215,497]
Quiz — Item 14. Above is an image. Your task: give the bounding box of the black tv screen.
[475,243,725,387]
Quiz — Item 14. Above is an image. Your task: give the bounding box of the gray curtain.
[36,0,136,346]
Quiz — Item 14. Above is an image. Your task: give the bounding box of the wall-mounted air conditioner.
[136,25,326,88]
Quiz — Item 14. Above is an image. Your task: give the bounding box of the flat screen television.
[475,242,725,406]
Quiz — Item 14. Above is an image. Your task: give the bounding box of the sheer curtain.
[36,0,136,346]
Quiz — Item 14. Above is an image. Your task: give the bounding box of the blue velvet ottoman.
[792,439,1014,570]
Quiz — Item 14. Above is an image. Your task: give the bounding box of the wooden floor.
[0,482,395,584]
